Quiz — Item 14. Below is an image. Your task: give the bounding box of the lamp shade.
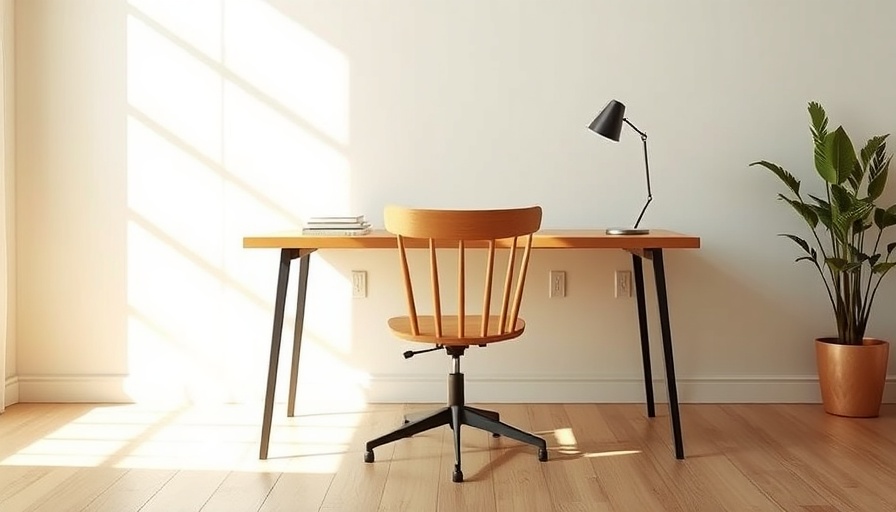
[588,100,626,141]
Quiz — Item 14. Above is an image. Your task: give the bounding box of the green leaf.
[827,127,858,185]
[872,261,896,275]
[825,257,848,272]
[808,101,828,144]
[868,139,890,180]
[848,160,863,192]
[860,135,887,169]
[808,203,832,231]
[875,153,891,179]
[814,133,836,184]
[816,128,858,185]
[844,199,875,223]
[825,257,862,274]
[779,234,815,257]
[843,261,863,273]
[829,185,872,239]
[874,207,896,229]
[751,161,800,195]
[868,166,888,200]
[853,217,873,233]
[809,195,830,209]
[835,203,875,240]
[780,195,819,228]
[830,184,855,213]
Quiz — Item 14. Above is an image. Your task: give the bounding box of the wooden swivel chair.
[364,205,548,483]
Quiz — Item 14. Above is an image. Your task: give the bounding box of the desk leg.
[649,248,685,459]
[631,254,656,418]
[287,254,311,417]
[259,249,297,460]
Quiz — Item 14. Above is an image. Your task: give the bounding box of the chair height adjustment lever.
[403,345,444,359]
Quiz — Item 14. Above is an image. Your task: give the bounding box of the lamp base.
[606,228,650,235]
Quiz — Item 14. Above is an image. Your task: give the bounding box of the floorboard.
[0,403,894,511]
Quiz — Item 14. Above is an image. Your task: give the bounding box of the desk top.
[243,229,700,250]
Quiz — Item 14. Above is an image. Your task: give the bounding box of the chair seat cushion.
[387,315,526,345]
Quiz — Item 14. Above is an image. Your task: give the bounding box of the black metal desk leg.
[650,248,685,459]
[631,253,656,418]
[259,249,296,460]
[287,254,311,417]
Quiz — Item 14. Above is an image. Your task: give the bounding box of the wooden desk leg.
[631,254,656,418]
[649,248,685,459]
[287,253,311,417]
[259,249,297,460]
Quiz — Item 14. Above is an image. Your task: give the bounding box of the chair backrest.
[383,205,543,340]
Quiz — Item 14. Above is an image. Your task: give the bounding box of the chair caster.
[364,450,374,463]
[452,469,464,483]
[538,448,548,462]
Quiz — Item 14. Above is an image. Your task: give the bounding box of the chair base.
[364,372,548,482]
[403,405,500,432]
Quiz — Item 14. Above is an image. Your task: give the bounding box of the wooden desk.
[243,229,700,460]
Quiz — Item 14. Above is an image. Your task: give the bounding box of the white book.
[307,215,366,224]
[301,226,372,236]
[304,221,370,230]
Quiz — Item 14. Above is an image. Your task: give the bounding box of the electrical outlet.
[615,270,632,298]
[549,270,566,298]
[352,270,367,298]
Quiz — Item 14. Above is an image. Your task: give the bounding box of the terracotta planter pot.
[815,337,889,418]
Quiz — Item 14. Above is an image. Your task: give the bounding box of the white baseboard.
[4,375,19,407]
[16,374,132,403]
[11,373,896,404]
[365,374,847,404]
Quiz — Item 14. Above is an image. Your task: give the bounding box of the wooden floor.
[0,402,895,511]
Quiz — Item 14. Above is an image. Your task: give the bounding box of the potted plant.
[752,101,896,417]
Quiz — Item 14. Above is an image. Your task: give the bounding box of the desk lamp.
[588,99,652,235]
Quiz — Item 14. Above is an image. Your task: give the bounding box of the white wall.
[12,0,896,405]
[2,0,14,408]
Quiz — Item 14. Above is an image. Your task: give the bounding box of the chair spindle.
[499,236,518,334]
[509,234,534,329]
[429,238,442,338]
[397,235,419,336]
[481,240,495,337]
[458,240,465,338]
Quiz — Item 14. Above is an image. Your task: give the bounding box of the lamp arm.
[625,118,652,230]
[623,118,647,138]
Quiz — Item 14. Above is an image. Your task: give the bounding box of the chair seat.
[388,315,526,345]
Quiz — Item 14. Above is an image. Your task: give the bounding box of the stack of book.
[302,215,371,236]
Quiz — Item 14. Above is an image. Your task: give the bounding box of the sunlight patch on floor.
[0,402,375,474]
[551,426,642,458]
